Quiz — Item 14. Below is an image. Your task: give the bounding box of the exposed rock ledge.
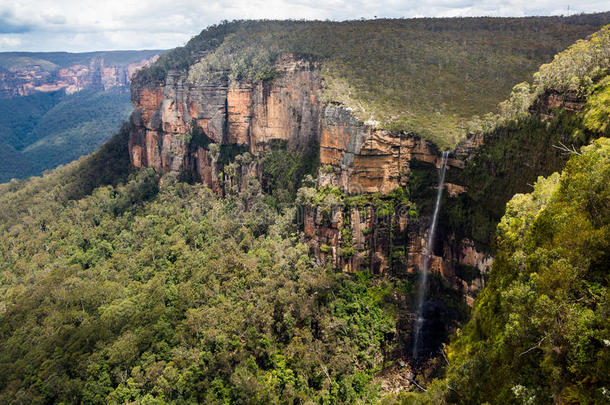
[129,55,461,194]
[128,55,490,301]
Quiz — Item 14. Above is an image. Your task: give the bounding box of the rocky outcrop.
[129,56,322,188]
[302,193,491,299]
[129,55,462,192]
[318,106,458,194]
[532,90,587,117]
[128,54,491,301]
[0,56,158,98]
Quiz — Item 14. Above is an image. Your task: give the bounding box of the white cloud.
[0,0,608,52]
[0,35,22,47]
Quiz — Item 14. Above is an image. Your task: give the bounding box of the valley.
[0,15,608,405]
[0,50,161,181]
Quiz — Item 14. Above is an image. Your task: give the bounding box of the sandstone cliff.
[128,55,490,305]
[130,57,321,185]
[128,55,469,194]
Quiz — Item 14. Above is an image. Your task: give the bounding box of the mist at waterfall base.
[411,151,449,361]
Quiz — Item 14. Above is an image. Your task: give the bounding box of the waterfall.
[412,150,449,360]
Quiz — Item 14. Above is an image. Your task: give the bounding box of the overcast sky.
[1,0,608,52]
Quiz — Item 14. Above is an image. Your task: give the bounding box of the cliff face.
[318,106,461,193]
[0,56,158,98]
[130,57,321,185]
[128,56,468,194]
[128,55,489,303]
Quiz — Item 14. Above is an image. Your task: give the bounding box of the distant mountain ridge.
[0,50,163,98]
[0,50,165,182]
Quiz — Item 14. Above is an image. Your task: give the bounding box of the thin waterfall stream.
[412,150,449,360]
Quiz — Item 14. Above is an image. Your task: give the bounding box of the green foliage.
[0,90,64,149]
[533,25,610,97]
[443,114,573,252]
[464,25,610,134]
[407,161,439,214]
[0,149,396,403]
[583,76,610,136]
[259,140,320,208]
[0,122,133,226]
[441,138,610,404]
[217,143,250,168]
[380,379,447,405]
[132,21,243,85]
[58,121,136,201]
[138,15,610,148]
[339,246,355,258]
[0,88,133,182]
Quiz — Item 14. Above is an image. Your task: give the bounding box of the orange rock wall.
[128,56,458,195]
[129,57,325,186]
[128,55,490,302]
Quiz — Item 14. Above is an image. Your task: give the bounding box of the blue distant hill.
[0,50,165,182]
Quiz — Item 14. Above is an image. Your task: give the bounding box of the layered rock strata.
[128,55,491,299]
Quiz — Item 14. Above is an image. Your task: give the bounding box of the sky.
[0,0,608,52]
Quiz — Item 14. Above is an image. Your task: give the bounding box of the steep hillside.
[444,24,610,254]
[0,88,132,182]
[382,139,609,404]
[447,138,609,404]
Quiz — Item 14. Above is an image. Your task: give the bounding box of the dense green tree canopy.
[444,138,610,404]
[0,88,133,182]
[0,137,398,404]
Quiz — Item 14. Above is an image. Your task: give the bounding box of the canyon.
[0,50,163,182]
[2,16,608,404]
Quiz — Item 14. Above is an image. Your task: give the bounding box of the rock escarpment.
[129,56,466,194]
[128,55,490,302]
[130,57,322,187]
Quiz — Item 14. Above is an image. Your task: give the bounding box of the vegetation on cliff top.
[463,24,610,135]
[133,14,610,148]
